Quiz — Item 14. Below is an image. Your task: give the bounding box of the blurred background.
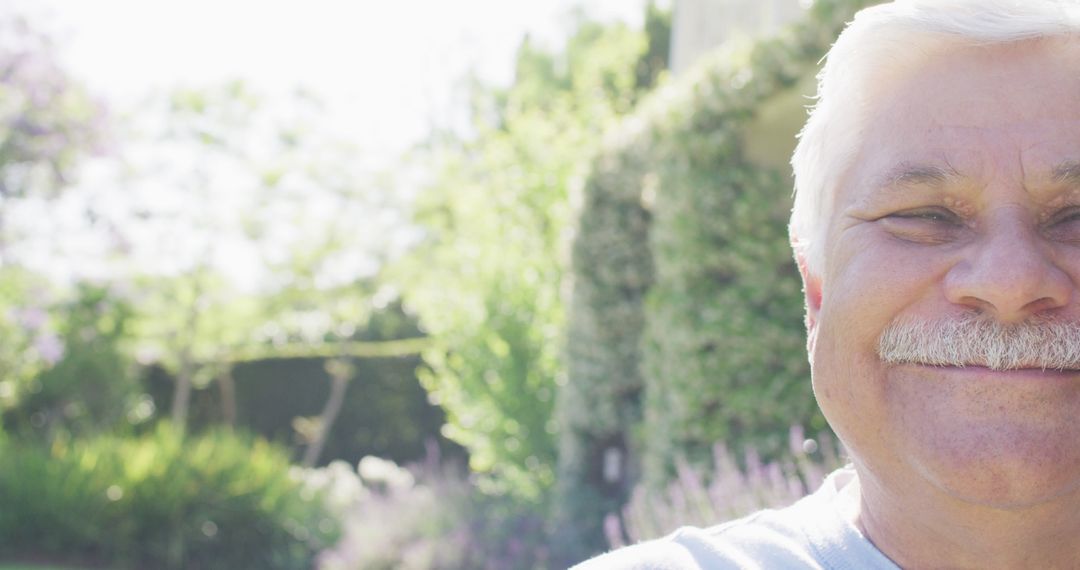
[0,0,872,568]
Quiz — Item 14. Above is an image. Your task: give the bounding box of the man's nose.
[943,209,1073,322]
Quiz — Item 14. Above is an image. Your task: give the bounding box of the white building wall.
[670,0,804,74]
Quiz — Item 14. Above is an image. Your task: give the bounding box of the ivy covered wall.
[557,0,876,551]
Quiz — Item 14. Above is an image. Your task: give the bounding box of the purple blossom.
[13,307,47,330]
[613,430,846,547]
[33,332,64,365]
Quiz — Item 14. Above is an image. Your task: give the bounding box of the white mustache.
[878,314,1080,371]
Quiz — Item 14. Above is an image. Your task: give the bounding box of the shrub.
[605,428,845,549]
[0,424,338,569]
[145,353,465,469]
[6,282,140,442]
[0,268,66,427]
[395,6,670,502]
[319,454,551,570]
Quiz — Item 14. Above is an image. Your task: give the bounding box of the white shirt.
[572,467,900,569]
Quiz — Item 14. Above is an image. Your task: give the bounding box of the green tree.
[7,281,139,442]
[0,267,64,429]
[72,82,424,438]
[395,11,667,503]
[0,10,108,434]
[0,11,104,203]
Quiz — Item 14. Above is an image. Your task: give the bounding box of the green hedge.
[0,425,337,569]
[554,120,657,555]
[144,355,464,470]
[559,2,877,532]
[639,0,877,484]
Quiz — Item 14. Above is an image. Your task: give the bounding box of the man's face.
[809,40,1080,507]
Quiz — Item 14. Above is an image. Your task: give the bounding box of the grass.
[0,565,91,570]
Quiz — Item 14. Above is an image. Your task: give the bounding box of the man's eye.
[886,208,962,225]
[1048,207,1080,227]
[1044,207,1080,243]
[877,207,964,244]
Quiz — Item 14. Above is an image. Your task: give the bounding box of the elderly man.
[575,0,1080,568]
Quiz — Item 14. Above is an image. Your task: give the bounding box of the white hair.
[789,0,1080,275]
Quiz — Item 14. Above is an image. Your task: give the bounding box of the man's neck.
[849,466,1080,569]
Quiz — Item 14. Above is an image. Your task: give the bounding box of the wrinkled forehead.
[837,39,1080,201]
[871,38,1080,121]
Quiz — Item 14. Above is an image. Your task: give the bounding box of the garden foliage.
[146,349,463,468]
[610,428,844,547]
[6,282,139,441]
[639,0,876,481]
[0,11,105,200]
[320,454,551,570]
[558,0,874,557]
[553,120,656,556]
[0,424,337,569]
[0,268,64,417]
[0,2,897,567]
[396,5,669,501]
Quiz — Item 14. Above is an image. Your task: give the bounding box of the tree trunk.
[301,360,353,467]
[171,360,193,430]
[170,275,204,431]
[218,364,237,429]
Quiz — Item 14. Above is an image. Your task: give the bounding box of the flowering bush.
[319,452,551,570]
[290,460,367,520]
[9,281,141,441]
[0,269,65,418]
[607,428,845,548]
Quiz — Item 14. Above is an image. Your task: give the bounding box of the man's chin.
[904,431,1080,510]
[921,463,1080,510]
[878,363,1080,508]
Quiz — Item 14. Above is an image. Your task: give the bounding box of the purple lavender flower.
[33,332,64,365]
[13,307,47,330]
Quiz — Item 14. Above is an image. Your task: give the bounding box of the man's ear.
[796,252,823,332]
